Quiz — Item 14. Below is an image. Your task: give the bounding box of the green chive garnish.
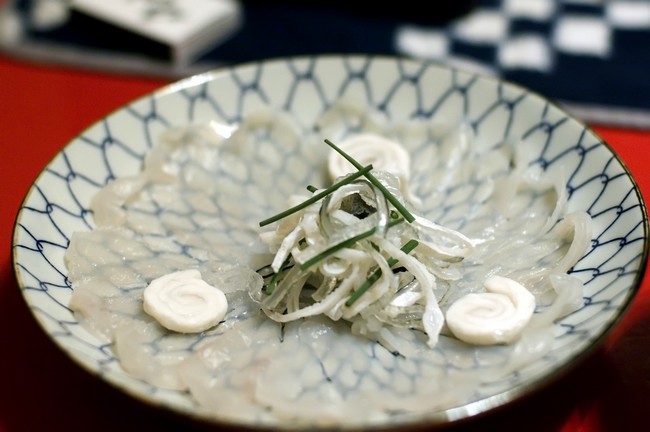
[306,185,318,193]
[259,164,374,227]
[324,138,415,223]
[264,270,283,295]
[299,218,404,271]
[345,239,420,306]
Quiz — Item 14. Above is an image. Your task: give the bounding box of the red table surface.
[1,53,649,432]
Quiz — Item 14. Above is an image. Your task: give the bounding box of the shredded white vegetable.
[254,166,475,348]
[252,133,593,349]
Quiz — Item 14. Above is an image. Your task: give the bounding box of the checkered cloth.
[393,0,650,129]
[2,0,650,128]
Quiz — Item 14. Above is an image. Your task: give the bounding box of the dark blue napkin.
[3,0,649,128]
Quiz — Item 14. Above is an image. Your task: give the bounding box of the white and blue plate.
[11,55,649,430]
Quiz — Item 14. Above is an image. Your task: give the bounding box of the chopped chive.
[299,218,404,271]
[263,259,294,295]
[259,164,374,227]
[264,270,283,295]
[345,239,420,306]
[306,185,318,193]
[300,229,375,271]
[324,139,415,223]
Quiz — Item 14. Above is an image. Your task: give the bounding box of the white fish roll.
[446,275,536,345]
[327,133,411,182]
[143,269,228,333]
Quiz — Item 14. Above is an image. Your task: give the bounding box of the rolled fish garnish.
[328,132,411,187]
[445,275,536,345]
[143,269,228,333]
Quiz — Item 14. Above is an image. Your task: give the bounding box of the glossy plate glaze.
[12,55,649,430]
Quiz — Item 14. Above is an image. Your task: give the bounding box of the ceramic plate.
[12,55,649,430]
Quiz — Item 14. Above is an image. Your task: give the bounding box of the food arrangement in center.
[63,98,592,427]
